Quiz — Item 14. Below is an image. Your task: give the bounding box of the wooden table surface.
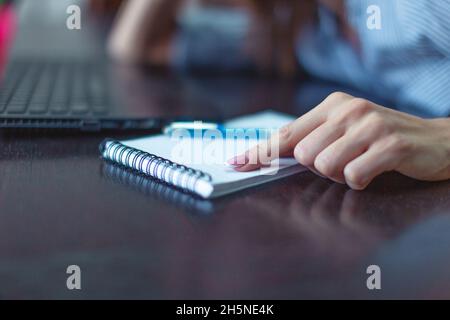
[0,76,449,299]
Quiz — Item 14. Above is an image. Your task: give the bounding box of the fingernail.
[227,154,247,167]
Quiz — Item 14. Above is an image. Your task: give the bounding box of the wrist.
[435,118,450,138]
[430,118,450,162]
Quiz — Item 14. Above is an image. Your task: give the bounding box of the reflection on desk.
[101,162,214,215]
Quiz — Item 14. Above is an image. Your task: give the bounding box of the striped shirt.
[298,0,450,117]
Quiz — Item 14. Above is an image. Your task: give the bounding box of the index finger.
[227,112,322,171]
[228,92,352,171]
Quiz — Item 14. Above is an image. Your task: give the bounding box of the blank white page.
[122,135,299,185]
[119,111,304,196]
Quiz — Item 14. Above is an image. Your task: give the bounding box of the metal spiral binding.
[100,139,212,194]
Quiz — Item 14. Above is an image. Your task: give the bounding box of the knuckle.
[322,92,351,112]
[327,91,349,102]
[332,98,372,124]
[365,112,389,134]
[386,134,412,154]
[279,123,295,147]
[348,98,373,114]
[279,123,291,138]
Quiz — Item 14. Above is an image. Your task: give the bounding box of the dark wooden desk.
[0,76,449,299]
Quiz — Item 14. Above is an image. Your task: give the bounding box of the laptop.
[0,0,203,131]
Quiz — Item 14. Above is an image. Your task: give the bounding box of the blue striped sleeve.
[406,0,450,56]
[345,0,450,117]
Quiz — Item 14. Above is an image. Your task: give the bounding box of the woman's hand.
[228,92,450,190]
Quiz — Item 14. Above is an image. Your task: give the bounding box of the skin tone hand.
[228,92,450,190]
[108,0,181,65]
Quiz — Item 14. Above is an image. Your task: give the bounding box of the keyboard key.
[70,64,90,115]
[0,92,11,112]
[6,103,28,114]
[92,104,108,115]
[29,103,48,114]
[88,70,106,100]
[0,64,27,113]
[49,64,70,114]
[50,102,70,114]
[7,64,41,114]
[0,75,22,112]
[29,65,53,114]
[71,101,89,114]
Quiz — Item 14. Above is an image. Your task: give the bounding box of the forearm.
[246,0,316,76]
[108,0,181,63]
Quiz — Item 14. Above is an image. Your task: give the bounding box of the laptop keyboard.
[0,60,109,116]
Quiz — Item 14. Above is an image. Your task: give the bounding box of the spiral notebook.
[100,111,305,198]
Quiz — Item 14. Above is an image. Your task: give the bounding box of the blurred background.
[0,0,394,121]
